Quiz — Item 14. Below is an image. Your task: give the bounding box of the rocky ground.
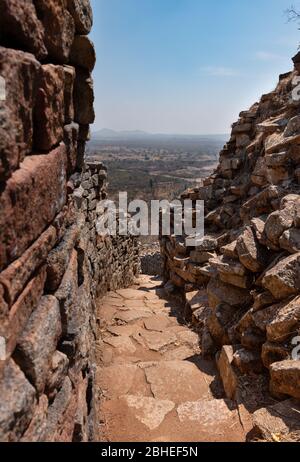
[95,275,254,442]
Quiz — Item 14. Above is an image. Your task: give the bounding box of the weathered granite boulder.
[209,255,253,289]
[270,360,300,399]
[0,267,47,362]
[236,226,268,272]
[34,0,75,62]
[261,342,290,369]
[0,226,57,306]
[63,65,75,124]
[34,64,65,151]
[252,290,276,312]
[64,123,79,175]
[284,115,300,137]
[216,345,238,400]
[232,347,263,374]
[265,132,300,155]
[46,351,69,399]
[74,68,95,125]
[67,0,93,35]
[207,276,252,310]
[21,394,49,442]
[0,47,40,182]
[240,186,280,222]
[207,303,238,346]
[253,399,300,440]
[280,228,300,253]
[264,208,294,247]
[0,360,36,442]
[14,296,62,394]
[266,297,300,343]
[0,146,67,270]
[55,250,79,337]
[46,224,80,292]
[70,35,96,72]
[262,253,300,300]
[251,297,300,344]
[0,0,47,59]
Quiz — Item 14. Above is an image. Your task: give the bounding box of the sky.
[90,0,300,135]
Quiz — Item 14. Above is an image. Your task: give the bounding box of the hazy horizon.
[91,128,230,137]
[90,0,300,135]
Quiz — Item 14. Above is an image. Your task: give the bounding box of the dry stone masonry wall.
[160,54,300,433]
[0,0,139,442]
[140,242,163,277]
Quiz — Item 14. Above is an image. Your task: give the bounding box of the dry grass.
[280,431,300,442]
[253,431,300,443]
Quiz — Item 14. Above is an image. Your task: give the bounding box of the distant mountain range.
[91,128,228,141]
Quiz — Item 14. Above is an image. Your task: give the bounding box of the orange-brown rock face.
[0,0,140,442]
[0,0,47,59]
[0,47,41,182]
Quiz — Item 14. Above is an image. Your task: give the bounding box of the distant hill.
[93,129,149,139]
[91,128,228,142]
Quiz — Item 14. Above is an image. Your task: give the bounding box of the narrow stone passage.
[95,275,252,442]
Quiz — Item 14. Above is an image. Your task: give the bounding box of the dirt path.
[96,275,252,442]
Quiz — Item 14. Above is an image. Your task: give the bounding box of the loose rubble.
[160,55,300,440]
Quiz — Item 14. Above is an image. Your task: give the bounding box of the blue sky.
[90,0,300,134]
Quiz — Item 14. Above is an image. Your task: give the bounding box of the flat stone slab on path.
[116,288,148,300]
[177,398,237,425]
[144,360,210,404]
[104,336,137,355]
[115,309,153,323]
[144,315,172,332]
[138,330,178,352]
[122,395,175,431]
[96,275,250,442]
[97,364,139,398]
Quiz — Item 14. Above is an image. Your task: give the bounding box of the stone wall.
[0,1,139,442]
[160,55,300,405]
[140,242,163,276]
